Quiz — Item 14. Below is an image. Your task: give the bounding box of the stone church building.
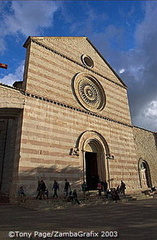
[0,37,157,202]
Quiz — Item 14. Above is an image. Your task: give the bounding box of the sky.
[0,0,157,132]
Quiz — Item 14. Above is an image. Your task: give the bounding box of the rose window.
[72,73,106,112]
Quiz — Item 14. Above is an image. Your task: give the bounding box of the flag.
[0,63,8,69]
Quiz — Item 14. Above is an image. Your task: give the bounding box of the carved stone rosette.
[72,73,106,112]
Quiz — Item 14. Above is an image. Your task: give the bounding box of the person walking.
[52,180,59,198]
[36,180,41,199]
[64,179,71,199]
[39,180,46,199]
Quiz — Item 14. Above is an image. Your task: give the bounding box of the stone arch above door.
[76,130,110,188]
[75,130,110,154]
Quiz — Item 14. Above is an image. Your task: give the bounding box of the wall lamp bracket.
[106,154,114,160]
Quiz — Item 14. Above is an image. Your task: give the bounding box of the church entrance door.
[78,131,109,191]
[85,152,99,190]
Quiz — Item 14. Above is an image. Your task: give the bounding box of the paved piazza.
[0,197,157,240]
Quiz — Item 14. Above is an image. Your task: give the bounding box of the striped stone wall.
[16,37,140,196]
[18,93,139,195]
[133,127,157,188]
[1,35,157,200]
[0,37,142,199]
[23,37,131,125]
[0,84,25,110]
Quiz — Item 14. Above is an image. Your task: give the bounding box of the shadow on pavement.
[0,197,157,240]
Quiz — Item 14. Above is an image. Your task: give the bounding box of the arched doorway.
[138,159,152,188]
[77,131,110,190]
[84,139,105,190]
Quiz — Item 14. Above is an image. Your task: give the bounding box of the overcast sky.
[0,1,157,132]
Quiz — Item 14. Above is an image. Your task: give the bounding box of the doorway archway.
[84,139,105,190]
[77,131,110,190]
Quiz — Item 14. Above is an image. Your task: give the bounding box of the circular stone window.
[72,73,106,112]
[81,54,94,68]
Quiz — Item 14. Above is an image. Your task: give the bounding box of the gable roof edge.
[23,36,127,89]
[86,37,127,88]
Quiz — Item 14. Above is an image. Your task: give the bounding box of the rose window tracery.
[72,73,106,112]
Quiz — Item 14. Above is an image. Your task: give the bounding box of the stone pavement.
[0,195,157,240]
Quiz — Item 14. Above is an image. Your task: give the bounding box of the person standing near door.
[97,181,103,196]
[101,180,108,197]
[81,181,88,198]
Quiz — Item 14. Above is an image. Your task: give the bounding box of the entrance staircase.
[15,191,154,211]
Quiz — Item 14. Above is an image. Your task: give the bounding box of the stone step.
[16,195,136,210]
[15,192,155,211]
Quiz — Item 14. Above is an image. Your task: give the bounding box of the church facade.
[0,37,157,202]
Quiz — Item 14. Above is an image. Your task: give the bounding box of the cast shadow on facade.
[16,130,115,198]
[18,164,83,198]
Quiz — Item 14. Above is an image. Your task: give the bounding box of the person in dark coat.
[67,190,74,202]
[73,189,80,204]
[36,180,47,200]
[64,179,71,199]
[120,180,126,195]
[52,180,59,198]
[111,188,120,203]
[81,181,88,198]
[36,180,41,199]
[101,180,108,197]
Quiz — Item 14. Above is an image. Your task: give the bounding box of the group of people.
[52,179,80,204]
[51,179,71,199]
[96,180,126,201]
[97,180,108,196]
[36,180,49,200]
[35,179,80,204]
[81,179,126,203]
[18,179,126,203]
